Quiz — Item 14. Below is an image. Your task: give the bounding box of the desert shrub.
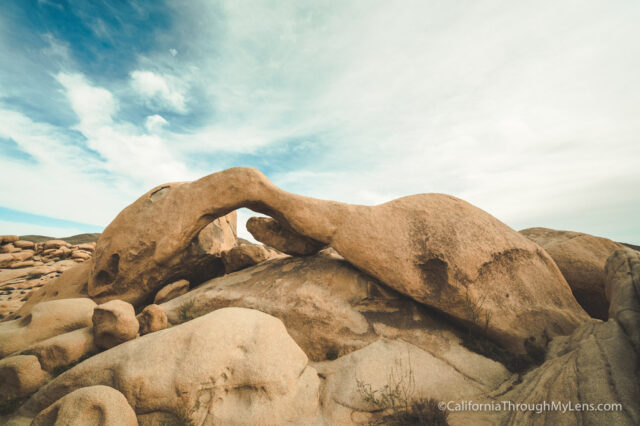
[356,354,449,425]
[176,298,203,324]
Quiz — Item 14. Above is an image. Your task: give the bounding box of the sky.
[0,0,639,244]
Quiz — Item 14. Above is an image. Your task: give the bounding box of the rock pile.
[0,167,637,426]
[0,237,96,320]
[0,236,95,269]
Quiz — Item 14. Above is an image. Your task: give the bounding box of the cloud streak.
[0,0,639,243]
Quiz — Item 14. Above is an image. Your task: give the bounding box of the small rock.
[0,235,19,244]
[0,253,15,268]
[32,385,137,426]
[43,240,70,250]
[76,243,96,253]
[153,279,190,304]
[14,240,35,250]
[138,304,168,335]
[71,250,91,260]
[247,217,326,256]
[1,243,19,254]
[0,355,47,400]
[221,244,276,273]
[10,260,35,269]
[92,300,139,349]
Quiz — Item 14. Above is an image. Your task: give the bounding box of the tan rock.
[604,247,640,354]
[76,243,96,252]
[220,244,281,273]
[92,300,139,349]
[0,355,47,400]
[0,253,15,268]
[71,250,91,260]
[10,261,93,321]
[11,250,35,263]
[521,227,625,319]
[43,240,69,250]
[1,243,19,254]
[22,327,98,373]
[247,216,326,256]
[0,298,96,357]
[0,235,19,244]
[91,167,588,354]
[13,241,35,250]
[10,260,35,269]
[449,247,640,426]
[137,304,167,336]
[315,339,509,425]
[87,184,237,306]
[197,212,237,254]
[31,385,137,426]
[153,279,189,304]
[160,252,509,379]
[20,308,320,425]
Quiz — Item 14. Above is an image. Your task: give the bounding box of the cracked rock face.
[89,167,588,354]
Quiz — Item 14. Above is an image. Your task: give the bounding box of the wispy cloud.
[0,0,639,244]
[130,70,187,113]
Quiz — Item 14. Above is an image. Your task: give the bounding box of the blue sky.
[0,0,639,243]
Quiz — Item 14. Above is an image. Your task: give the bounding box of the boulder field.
[0,167,637,425]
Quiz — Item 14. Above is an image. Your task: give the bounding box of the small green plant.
[356,353,449,425]
[176,299,203,324]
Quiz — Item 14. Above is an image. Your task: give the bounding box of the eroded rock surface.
[0,355,47,401]
[220,244,283,273]
[137,304,167,336]
[160,253,462,362]
[449,247,640,426]
[19,307,320,425]
[92,300,139,349]
[0,298,96,358]
[246,216,326,256]
[31,385,137,426]
[521,227,625,319]
[315,338,509,425]
[22,327,98,373]
[91,167,588,354]
[153,279,189,304]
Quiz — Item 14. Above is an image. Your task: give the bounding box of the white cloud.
[54,72,197,186]
[130,70,187,113]
[158,0,640,242]
[2,1,639,245]
[56,73,116,129]
[145,114,168,133]
[0,107,131,225]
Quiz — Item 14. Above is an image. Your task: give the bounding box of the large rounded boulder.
[521,227,626,319]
